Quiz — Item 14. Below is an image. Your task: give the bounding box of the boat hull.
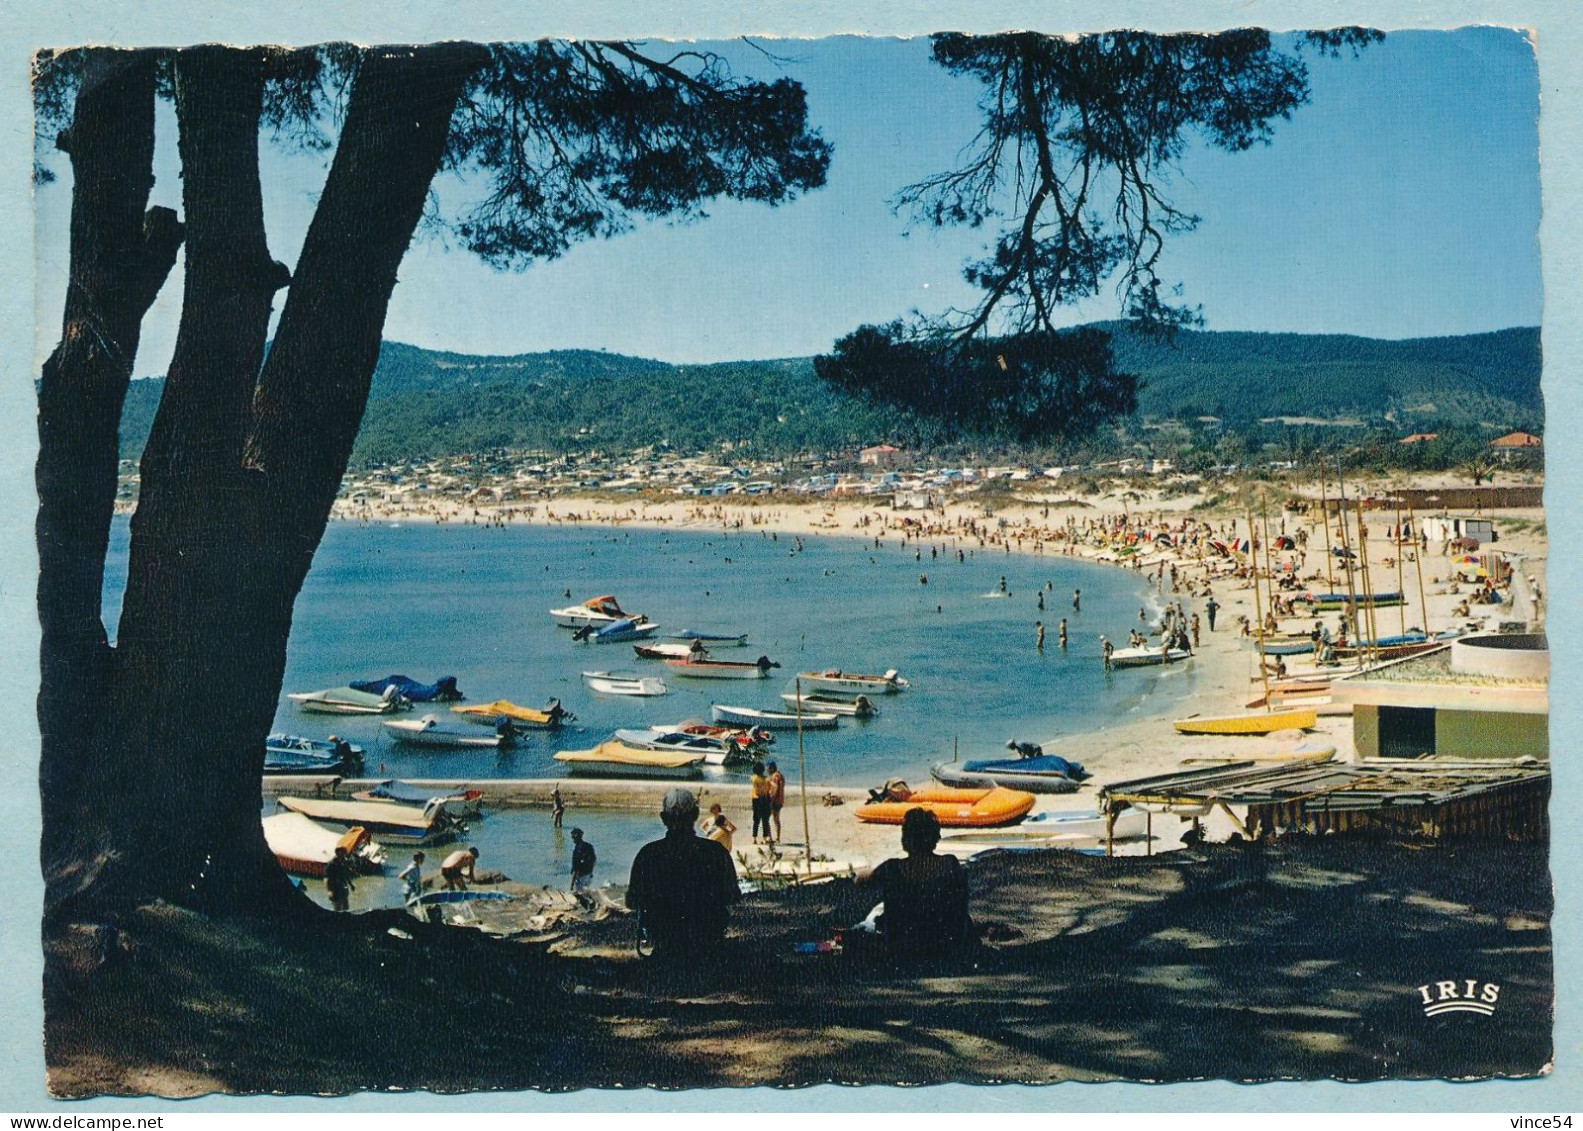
[930,763,1082,794]
[582,671,668,696]
[711,704,839,730]
[779,692,877,717]
[1172,709,1319,735]
[383,719,508,748]
[1108,648,1192,668]
[796,671,906,694]
[666,660,776,680]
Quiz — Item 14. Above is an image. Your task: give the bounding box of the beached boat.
[550,595,638,629]
[1304,590,1405,610]
[665,656,781,680]
[275,796,459,845]
[1252,635,1316,657]
[383,714,516,749]
[666,630,749,647]
[351,780,486,819]
[261,813,386,877]
[796,668,909,694]
[930,753,1087,794]
[577,617,661,644]
[450,698,570,729]
[1172,709,1319,735]
[263,733,363,775]
[711,704,839,731]
[779,690,878,717]
[856,785,1036,828]
[288,685,409,715]
[1107,646,1192,669]
[349,674,463,702]
[940,807,1150,847]
[553,740,705,779]
[582,670,668,697]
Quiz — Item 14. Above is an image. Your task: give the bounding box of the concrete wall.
[1358,704,1549,760]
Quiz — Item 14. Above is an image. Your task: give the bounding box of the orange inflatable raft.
[856,785,1036,828]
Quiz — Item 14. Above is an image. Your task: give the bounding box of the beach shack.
[1421,515,1495,546]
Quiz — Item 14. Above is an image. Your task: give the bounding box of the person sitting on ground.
[701,803,736,852]
[440,845,479,891]
[854,808,972,961]
[627,788,742,958]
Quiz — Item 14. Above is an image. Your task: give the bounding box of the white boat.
[582,670,668,697]
[633,642,699,660]
[553,740,705,779]
[350,780,486,819]
[261,812,387,877]
[665,656,781,680]
[779,691,879,717]
[275,796,459,845]
[383,714,515,749]
[287,685,408,715]
[711,704,839,730]
[611,727,754,763]
[550,594,638,629]
[795,668,909,694]
[1106,646,1193,669]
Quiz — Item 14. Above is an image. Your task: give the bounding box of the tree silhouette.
[817,29,1380,440]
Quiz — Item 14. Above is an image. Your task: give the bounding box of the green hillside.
[114,325,1542,466]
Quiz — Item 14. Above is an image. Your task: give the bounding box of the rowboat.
[711,703,839,730]
[633,642,700,660]
[1172,709,1318,735]
[450,698,570,729]
[351,780,486,819]
[665,656,780,680]
[550,595,637,629]
[930,753,1087,794]
[288,685,409,715]
[261,813,386,877]
[856,786,1036,828]
[275,796,459,845]
[582,670,668,697]
[666,630,749,647]
[796,668,908,694]
[779,691,878,717]
[1107,646,1192,668]
[383,714,516,749]
[553,740,705,779]
[264,733,363,775]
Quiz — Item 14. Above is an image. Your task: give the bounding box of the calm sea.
[104,516,1204,895]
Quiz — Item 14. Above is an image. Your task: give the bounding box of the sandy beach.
[326,471,1547,869]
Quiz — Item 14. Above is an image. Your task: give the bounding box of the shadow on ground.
[44,837,1552,1095]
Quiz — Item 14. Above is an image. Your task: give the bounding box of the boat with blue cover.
[931,752,1089,794]
[264,733,363,774]
[349,674,464,702]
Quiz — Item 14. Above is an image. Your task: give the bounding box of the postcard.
[6,0,1581,1115]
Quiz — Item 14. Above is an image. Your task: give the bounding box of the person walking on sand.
[1191,612,1201,649]
[1206,594,1220,632]
[570,827,597,895]
[551,783,565,829]
[767,761,787,843]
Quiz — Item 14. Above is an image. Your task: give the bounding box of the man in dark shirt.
[627,789,741,958]
[324,845,355,912]
[570,827,597,895]
[858,808,971,959]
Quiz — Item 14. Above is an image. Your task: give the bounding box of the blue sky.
[33,27,1542,372]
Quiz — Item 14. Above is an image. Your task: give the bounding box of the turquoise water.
[107,517,1205,895]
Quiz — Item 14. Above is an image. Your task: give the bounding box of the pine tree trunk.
[44,43,487,918]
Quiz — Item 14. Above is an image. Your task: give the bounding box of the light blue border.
[2,0,1576,1113]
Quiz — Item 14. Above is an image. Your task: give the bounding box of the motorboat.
[1106,646,1192,669]
[350,779,486,819]
[666,630,749,647]
[576,617,661,645]
[264,733,363,775]
[275,796,460,845]
[383,714,517,749]
[287,685,409,715]
[665,655,780,680]
[610,728,756,765]
[348,674,463,702]
[930,751,1088,794]
[550,595,638,629]
[553,740,705,779]
[795,668,908,694]
[711,704,838,730]
[633,642,701,660]
[261,813,386,877]
[582,670,668,697]
[450,698,570,728]
[779,691,878,717]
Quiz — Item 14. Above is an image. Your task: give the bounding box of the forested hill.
[114,326,1541,465]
